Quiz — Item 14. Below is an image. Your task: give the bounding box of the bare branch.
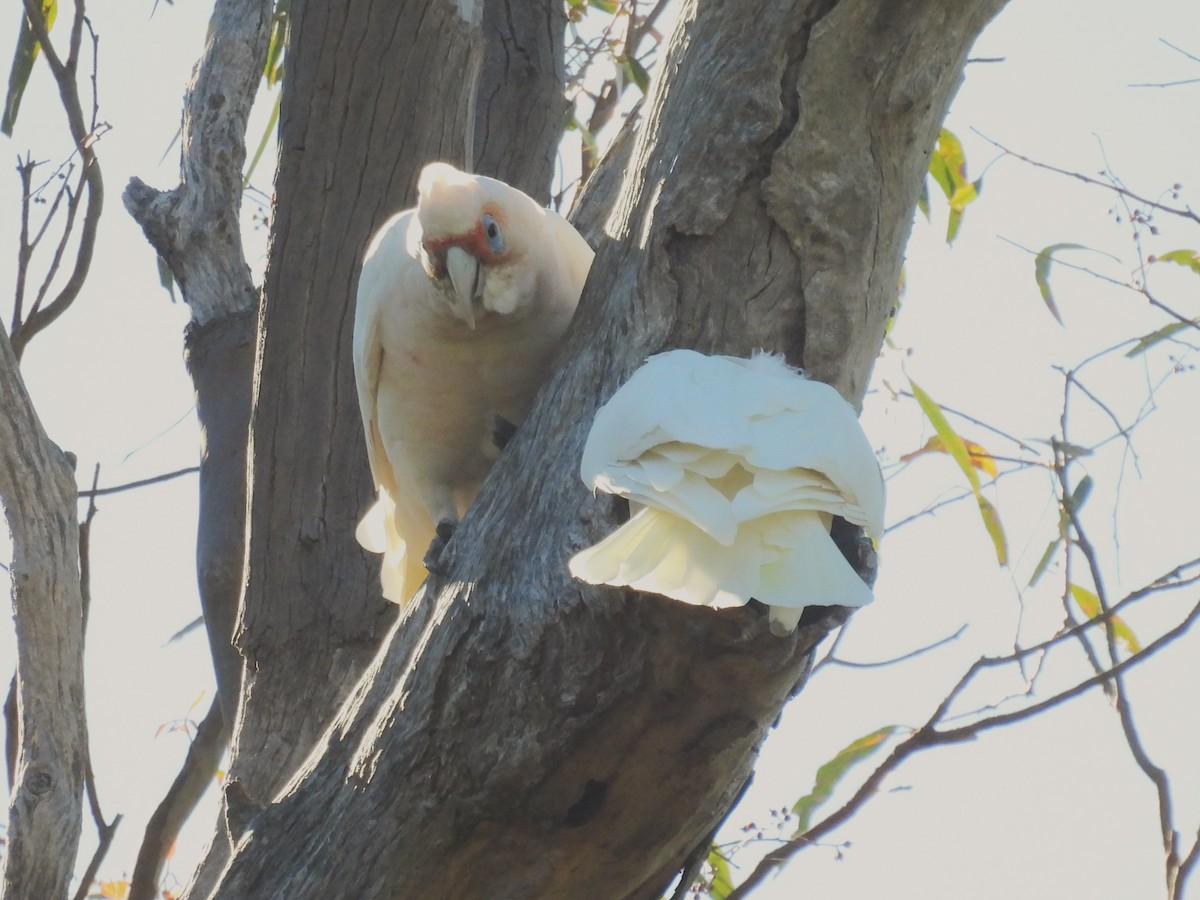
[10,0,105,360]
[1055,400,1185,896]
[820,624,968,670]
[974,131,1200,226]
[895,389,1043,454]
[726,597,1200,899]
[130,698,228,900]
[69,812,122,900]
[78,465,200,499]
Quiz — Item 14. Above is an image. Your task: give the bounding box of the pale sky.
[1,1,1198,898]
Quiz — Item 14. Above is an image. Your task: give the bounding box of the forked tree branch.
[725,595,1200,899]
[10,0,105,360]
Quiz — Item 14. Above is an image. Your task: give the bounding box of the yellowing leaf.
[930,128,966,199]
[1069,583,1142,653]
[263,4,288,87]
[910,379,1008,565]
[3,0,57,135]
[926,130,980,244]
[1149,248,1200,275]
[947,180,978,211]
[792,726,902,836]
[901,435,998,478]
[706,846,734,900]
[976,495,1008,567]
[98,880,130,900]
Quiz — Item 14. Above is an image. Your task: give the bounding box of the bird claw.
[424,519,456,575]
[491,414,518,451]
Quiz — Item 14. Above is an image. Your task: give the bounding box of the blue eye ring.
[482,213,505,255]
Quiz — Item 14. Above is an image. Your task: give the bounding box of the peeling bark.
[194,0,1005,897]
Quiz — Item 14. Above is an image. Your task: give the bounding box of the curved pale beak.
[444,246,480,330]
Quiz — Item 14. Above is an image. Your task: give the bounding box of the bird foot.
[491,414,518,451]
[424,519,456,575]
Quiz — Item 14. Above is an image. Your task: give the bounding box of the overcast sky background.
[1,1,1198,897]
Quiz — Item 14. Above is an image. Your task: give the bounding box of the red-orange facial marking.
[421,206,507,276]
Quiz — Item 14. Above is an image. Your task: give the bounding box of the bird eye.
[482,213,505,255]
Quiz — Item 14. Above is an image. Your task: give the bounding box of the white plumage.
[354,162,593,603]
[569,350,885,634]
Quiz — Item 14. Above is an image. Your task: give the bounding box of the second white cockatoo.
[354,162,594,604]
[569,350,885,635]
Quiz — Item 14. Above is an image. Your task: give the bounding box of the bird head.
[414,162,539,330]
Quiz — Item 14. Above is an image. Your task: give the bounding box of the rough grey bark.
[185,0,572,885]
[473,0,568,200]
[0,326,86,899]
[195,0,1005,897]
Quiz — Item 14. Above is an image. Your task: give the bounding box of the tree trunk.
[194,0,1005,897]
[0,327,86,899]
[213,0,570,848]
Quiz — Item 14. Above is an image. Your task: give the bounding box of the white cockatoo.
[354,162,594,604]
[569,350,885,635]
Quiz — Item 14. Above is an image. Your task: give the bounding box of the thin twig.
[71,462,124,900]
[725,597,1200,899]
[821,624,968,670]
[1056,412,1182,895]
[11,0,105,360]
[974,131,1200,225]
[895,389,1042,454]
[78,465,200,498]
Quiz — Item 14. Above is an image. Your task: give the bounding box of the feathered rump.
[356,492,410,604]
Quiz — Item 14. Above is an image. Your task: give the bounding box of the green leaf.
[976,495,1008,566]
[910,380,981,494]
[916,178,930,221]
[1033,243,1087,325]
[3,0,57,136]
[706,846,734,900]
[1123,319,1200,357]
[910,378,1008,565]
[263,3,289,87]
[1032,437,1093,459]
[157,255,176,302]
[946,206,964,246]
[589,0,617,13]
[1027,538,1061,588]
[621,55,651,94]
[244,90,281,186]
[1125,321,1193,357]
[1065,475,1093,514]
[1149,248,1200,275]
[792,726,901,836]
[1069,583,1142,653]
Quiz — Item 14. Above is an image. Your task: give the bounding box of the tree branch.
[0,322,87,898]
[726,596,1200,899]
[10,0,105,360]
[78,465,200,498]
[130,698,228,900]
